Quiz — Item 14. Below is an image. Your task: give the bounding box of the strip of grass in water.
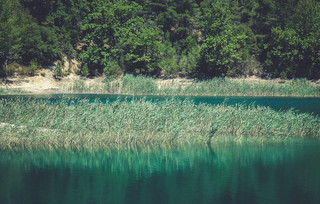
[1,98,319,149]
[66,75,320,97]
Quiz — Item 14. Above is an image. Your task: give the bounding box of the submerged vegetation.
[0,98,319,149]
[66,75,320,97]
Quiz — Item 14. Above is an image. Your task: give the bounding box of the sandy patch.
[1,69,104,94]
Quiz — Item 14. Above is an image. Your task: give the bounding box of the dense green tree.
[45,0,85,57]
[79,0,144,75]
[0,0,22,74]
[137,0,201,63]
[263,0,320,79]
[19,23,59,65]
[294,0,320,79]
[265,27,301,79]
[0,0,59,76]
[0,0,319,79]
[200,0,249,76]
[115,18,164,75]
[158,39,179,77]
[19,0,55,23]
[178,36,200,76]
[137,0,199,40]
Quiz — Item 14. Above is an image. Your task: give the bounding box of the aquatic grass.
[0,98,319,149]
[64,75,320,97]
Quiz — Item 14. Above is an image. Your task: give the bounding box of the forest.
[0,0,320,79]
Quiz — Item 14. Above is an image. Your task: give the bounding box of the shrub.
[81,63,89,77]
[104,60,123,77]
[53,60,64,78]
[19,60,38,76]
[2,63,19,76]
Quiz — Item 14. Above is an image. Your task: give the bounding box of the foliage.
[115,18,164,75]
[0,0,59,75]
[19,60,38,76]
[53,60,64,78]
[81,63,89,77]
[1,63,18,76]
[79,0,144,75]
[0,0,320,79]
[103,60,122,77]
[157,40,178,77]
[200,0,250,77]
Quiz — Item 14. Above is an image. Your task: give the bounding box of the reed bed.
[0,97,319,149]
[66,75,320,97]
[168,78,320,96]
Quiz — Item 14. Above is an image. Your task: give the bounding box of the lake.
[0,94,320,204]
[1,142,320,204]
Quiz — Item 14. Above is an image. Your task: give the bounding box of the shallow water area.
[1,141,320,204]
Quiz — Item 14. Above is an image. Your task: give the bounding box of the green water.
[1,142,320,204]
[1,94,320,115]
[1,95,320,203]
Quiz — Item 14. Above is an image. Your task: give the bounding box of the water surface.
[1,142,320,204]
[1,94,320,115]
[1,94,320,203]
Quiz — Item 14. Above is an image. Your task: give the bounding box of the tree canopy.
[1,0,319,79]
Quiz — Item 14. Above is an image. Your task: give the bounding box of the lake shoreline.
[1,74,320,150]
[1,73,320,97]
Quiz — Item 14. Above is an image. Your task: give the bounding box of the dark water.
[1,94,320,115]
[1,142,320,204]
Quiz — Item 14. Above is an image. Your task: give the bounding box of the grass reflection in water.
[0,142,320,204]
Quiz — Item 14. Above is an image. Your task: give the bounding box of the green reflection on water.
[0,141,320,204]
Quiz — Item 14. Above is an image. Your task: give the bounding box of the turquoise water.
[0,142,320,204]
[1,94,320,203]
[1,94,320,115]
